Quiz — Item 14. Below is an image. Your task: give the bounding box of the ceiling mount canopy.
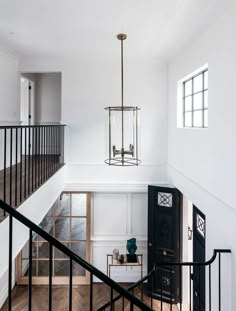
[105,34,141,166]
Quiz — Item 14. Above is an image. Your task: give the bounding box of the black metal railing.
[154,249,231,311]
[0,125,65,216]
[0,200,153,311]
[100,249,231,311]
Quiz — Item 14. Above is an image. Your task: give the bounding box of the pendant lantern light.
[105,34,141,166]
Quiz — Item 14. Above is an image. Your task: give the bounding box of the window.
[183,68,208,128]
[17,192,91,285]
[177,65,208,128]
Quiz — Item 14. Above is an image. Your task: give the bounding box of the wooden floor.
[0,156,63,222]
[0,284,178,311]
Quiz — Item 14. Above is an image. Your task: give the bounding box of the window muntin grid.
[20,192,90,280]
[183,69,208,128]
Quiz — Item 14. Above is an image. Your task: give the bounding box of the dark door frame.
[193,205,206,311]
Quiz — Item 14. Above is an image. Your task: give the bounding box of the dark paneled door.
[148,185,181,303]
[193,206,206,311]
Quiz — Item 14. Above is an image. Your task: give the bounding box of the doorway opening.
[20,72,62,126]
[17,192,91,285]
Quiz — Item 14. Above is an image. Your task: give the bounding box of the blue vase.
[126,238,137,255]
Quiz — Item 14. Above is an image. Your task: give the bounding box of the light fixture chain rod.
[121,38,124,159]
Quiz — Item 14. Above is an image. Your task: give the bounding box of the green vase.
[126,238,137,255]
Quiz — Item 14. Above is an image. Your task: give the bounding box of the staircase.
[0,200,232,311]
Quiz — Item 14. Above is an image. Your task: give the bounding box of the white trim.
[63,182,168,192]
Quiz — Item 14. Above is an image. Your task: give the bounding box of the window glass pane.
[204,90,208,108]
[54,260,69,276]
[55,218,70,240]
[54,243,69,259]
[38,260,49,276]
[55,195,70,216]
[22,260,36,277]
[204,110,208,127]
[38,218,53,240]
[184,112,192,127]
[204,71,208,89]
[184,96,192,111]
[38,242,49,258]
[193,93,203,110]
[71,194,87,216]
[71,218,86,240]
[193,74,203,93]
[184,80,192,96]
[193,111,202,127]
[71,242,86,259]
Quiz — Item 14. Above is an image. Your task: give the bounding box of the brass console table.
[106,254,143,279]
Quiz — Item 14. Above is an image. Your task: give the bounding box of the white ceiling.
[0,0,234,60]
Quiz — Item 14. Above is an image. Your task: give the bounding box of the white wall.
[0,50,20,124]
[167,5,236,310]
[91,192,148,282]
[35,72,61,123]
[20,55,168,186]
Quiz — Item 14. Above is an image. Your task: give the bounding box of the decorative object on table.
[113,248,119,260]
[126,238,138,263]
[104,33,141,166]
[118,254,124,264]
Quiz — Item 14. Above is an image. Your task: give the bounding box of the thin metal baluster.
[28,126,31,195]
[110,288,113,311]
[24,128,27,199]
[28,229,32,311]
[9,129,12,206]
[20,128,22,203]
[161,268,163,311]
[47,127,49,178]
[15,128,18,207]
[189,266,192,311]
[141,281,144,301]
[170,269,173,311]
[37,127,39,186]
[49,243,53,311]
[44,127,46,182]
[40,127,43,184]
[3,129,6,213]
[209,265,211,311]
[198,266,200,311]
[151,271,154,309]
[90,272,93,311]
[69,257,72,311]
[180,265,182,311]
[130,289,134,311]
[35,127,37,189]
[53,126,55,172]
[50,126,52,175]
[32,127,34,192]
[219,253,221,311]
[8,215,13,311]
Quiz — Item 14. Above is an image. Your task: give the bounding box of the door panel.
[148,185,181,303]
[193,206,206,311]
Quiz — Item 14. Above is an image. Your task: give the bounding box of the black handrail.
[0,200,153,311]
[155,249,231,267]
[0,124,66,129]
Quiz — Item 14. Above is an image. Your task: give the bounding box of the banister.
[0,124,66,129]
[0,200,153,311]
[155,249,231,267]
